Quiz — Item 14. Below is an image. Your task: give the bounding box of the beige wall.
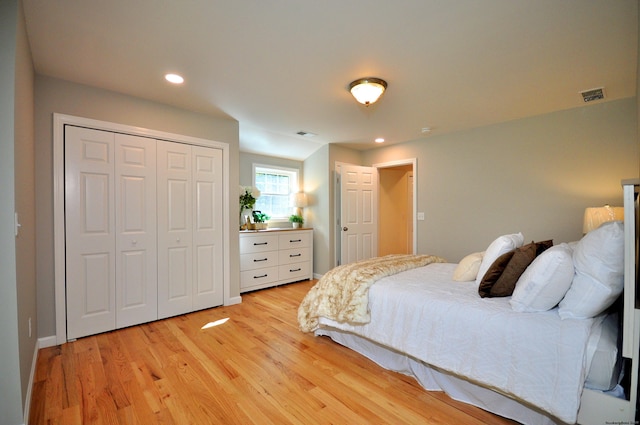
[363,98,639,262]
[34,76,240,339]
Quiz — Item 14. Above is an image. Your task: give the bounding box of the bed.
[298,180,640,425]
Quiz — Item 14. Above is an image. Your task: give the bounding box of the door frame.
[373,158,418,255]
[52,113,232,344]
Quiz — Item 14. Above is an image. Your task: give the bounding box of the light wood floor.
[29,280,517,424]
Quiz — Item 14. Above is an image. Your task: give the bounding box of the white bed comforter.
[318,263,604,424]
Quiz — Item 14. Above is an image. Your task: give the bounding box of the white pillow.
[510,243,574,312]
[453,251,484,281]
[559,221,624,320]
[475,232,524,285]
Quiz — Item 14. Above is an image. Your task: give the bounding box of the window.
[253,165,299,220]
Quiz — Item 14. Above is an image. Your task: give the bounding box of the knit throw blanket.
[298,254,446,332]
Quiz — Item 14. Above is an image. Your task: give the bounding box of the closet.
[65,125,223,339]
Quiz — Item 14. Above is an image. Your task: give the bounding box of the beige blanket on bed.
[298,254,446,332]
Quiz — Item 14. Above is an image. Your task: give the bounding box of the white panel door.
[338,163,378,266]
[115,134,157,328]
[65,126,116,339]
[192,146,224,310]
[157,141,193,318]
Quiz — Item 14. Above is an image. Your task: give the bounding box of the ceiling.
[22,0,637,161]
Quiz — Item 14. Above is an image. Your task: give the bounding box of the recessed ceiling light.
[375,138,385,143]
[165,73,184,84]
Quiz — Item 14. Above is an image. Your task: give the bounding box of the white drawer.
[239,234,279,254]
[240,251,278,271]
[278,231,310,250]
[278,247,310,265]
[278,262,311,283]
[240,266,279,289]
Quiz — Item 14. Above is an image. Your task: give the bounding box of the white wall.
[363,98,639,262]
[34,76,240,339]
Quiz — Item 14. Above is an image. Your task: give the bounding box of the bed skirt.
[315,327,561,425]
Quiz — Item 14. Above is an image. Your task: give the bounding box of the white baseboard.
[225,295,242,306]
[24,336,58,425]
[38,335,58,349]
[23,340,39,425]
[313,272,323,280]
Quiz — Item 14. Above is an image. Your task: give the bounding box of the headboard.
[621,179,640,358]
[579,180,640,424]
[621,179,640,419]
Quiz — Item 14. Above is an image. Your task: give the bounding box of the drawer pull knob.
[254,242,268,246]
[290,253,301,258]
[290,239,302,243]
[254,258,268,262]
[254,274,268,279]
[290,268,302,272]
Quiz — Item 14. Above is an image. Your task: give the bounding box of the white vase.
[293,222,301,228]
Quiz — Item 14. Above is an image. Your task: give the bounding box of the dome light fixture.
[349,77,387,106]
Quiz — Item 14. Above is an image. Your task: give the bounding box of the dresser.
[239,228,313,292]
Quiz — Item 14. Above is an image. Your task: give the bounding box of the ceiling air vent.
[296,131,317,137]
[580,87,605,103]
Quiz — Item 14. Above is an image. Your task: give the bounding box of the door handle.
[342,227,348,231]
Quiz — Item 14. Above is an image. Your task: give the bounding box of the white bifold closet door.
[156,141,223,319]
[65,127,223,339]
[65,127,157,339]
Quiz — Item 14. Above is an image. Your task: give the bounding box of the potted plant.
[289,214,304,228]
[252,211,270,230]
[239,185,260,230]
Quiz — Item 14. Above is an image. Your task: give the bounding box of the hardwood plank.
[30,280,517,425]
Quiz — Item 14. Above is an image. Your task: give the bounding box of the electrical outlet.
[417,212,425,221]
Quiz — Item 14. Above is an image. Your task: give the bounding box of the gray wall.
[238,152,304,228]
[34,76,240,339]
[363,98,638,262]
[15,0,37,412]
[303,99,638,275]
[1,1,33,423]
[239,152,303,188]
[303,144,363,275]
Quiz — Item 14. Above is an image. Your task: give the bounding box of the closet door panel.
[157,141,193,318]
[115,134,157,328]
[192,146,224,309]
[65,126,116,339]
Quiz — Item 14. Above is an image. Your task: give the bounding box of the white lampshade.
[583,205,624,233]
[291,192,308,208]
[349,78,387,106]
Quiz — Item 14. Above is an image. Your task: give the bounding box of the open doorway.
[375,160,416,256]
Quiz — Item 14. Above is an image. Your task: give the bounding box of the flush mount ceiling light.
[349,77,387,106]
[164,73,184,84]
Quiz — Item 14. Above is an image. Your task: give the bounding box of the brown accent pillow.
[479,240,553,298]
